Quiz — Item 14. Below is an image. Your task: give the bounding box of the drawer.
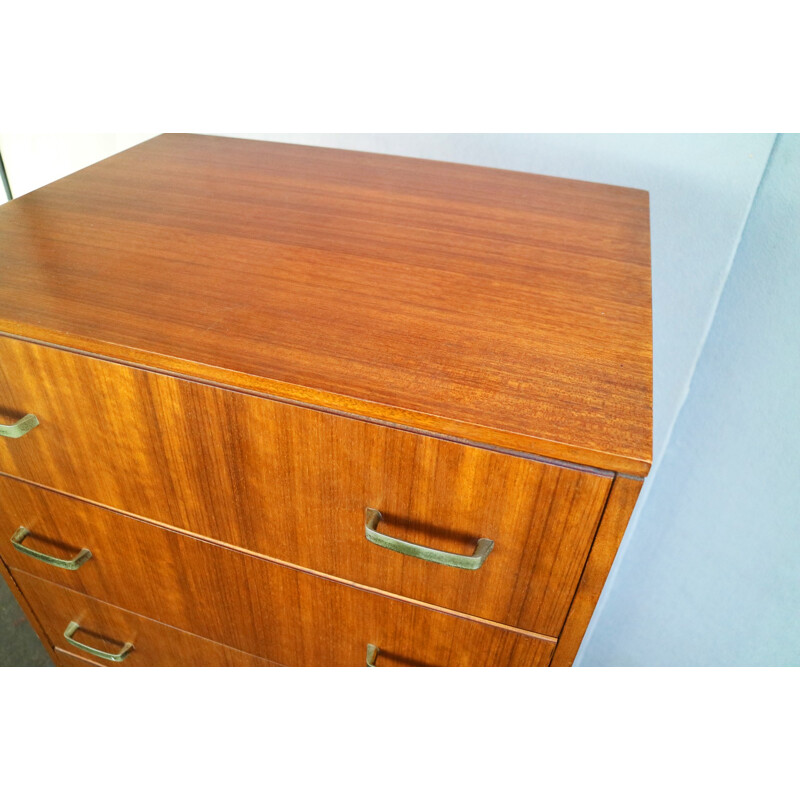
[0,482,556,666]
[0,336,611,636]
[13,571,281,667]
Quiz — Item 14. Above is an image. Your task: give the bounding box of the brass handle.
[366,644,379,667]
[63,621,134,662]
[11,527,92,570]
[365,508,494,570]
[0,413,39,439]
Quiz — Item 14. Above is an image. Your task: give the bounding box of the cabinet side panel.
[550,475,643,666]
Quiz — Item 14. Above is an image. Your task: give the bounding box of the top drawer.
[0,335,612,637]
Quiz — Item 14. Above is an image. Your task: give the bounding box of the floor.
[0,576,53,666]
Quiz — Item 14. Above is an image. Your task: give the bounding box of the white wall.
[0,133,155,200]
[0,132,781,663]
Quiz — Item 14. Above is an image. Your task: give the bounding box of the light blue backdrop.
[580,133,800,665]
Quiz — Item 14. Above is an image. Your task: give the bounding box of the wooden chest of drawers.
[0,134,652,666]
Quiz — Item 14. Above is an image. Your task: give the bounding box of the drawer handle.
[63,621,134,662]
[0,413,39,439]
[366,644,379,667]
[11,527,93,570]
[365,507,494,570]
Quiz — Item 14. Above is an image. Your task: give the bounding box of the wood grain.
[53,647,102,666]
[3,501,555,667]
[0,134,652,474]
[550,475,643,666]
[14,571,282,667]
[0,340,612,637]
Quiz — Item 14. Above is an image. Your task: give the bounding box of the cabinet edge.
[549,475,643,667]
[0,327,649,477]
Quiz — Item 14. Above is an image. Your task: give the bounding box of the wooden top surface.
[0,134,652,474]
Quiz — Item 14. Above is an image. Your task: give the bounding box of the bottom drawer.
[14,571,281,667]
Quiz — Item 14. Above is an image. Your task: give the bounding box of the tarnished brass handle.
[365,508,494,570]
[11,527,92,570]
[63,621,134,663]
[0,413,39,439]
[366,644,379,667]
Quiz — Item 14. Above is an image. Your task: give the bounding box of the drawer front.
[1,483,555,666]
[0,335,611,636]
[14,571,280,667]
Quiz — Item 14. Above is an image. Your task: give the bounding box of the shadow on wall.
[580,133,800,666]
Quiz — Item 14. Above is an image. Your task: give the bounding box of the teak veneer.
[13,572,282,667]
[0,134,652,667]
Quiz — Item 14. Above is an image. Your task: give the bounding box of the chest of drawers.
[0,134,652,666]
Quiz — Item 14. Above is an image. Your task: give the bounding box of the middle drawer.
[0,336,612,636]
